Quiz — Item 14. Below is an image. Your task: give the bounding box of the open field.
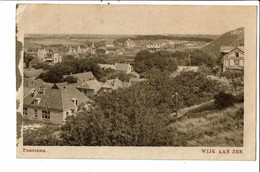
[168,103,243,147]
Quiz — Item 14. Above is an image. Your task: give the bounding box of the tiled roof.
[102,78,123,90]
[24,84,90,111]
[76,80,102,94]
[115,63,130,73]
[24,68,44,78]
[63,71,95,82]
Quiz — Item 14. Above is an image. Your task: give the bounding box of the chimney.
[39,85,45,94]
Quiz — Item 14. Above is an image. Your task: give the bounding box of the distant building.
[53,53,62,64]
[98,78,123,94]
[98,64,116,70]
[220,46,244,72]
[105,40,115,48]
[115,63,132,74]
[146,43,161,52]
[98,63,132,74]
[63,71,95,83]
[23,83,90,124]
[125,38,135,48]
[37,48,48,60]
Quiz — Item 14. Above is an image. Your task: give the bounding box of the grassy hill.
[201,27,244,58]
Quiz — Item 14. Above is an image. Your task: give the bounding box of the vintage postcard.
[16,4,257,160]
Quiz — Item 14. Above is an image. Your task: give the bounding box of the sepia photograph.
[16,4,257,160]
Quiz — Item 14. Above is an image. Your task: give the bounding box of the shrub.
[63,76,78,84]
[214,92,236,109]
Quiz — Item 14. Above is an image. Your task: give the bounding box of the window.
[42,110,50,119]
[225,59,229,66]
[239,60,244,66]
[23,108,27,116]
[230,59,235,66]
[34,109,37,118]
[235,52,239,57]
[235,60,239,66]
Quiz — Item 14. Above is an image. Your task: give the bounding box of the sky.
[17,4,256,35]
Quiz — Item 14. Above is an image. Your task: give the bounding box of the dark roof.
[63,71,95,82]
[24,84,90,111]
[24,68,44,78]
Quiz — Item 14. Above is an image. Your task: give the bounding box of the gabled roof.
[102,78,123,90]
[24,68,44,78]
[219,46,235,53]
[115,63,131,73]
[24,84,90,111]
[223,46,244,58]
[76,80,102,94]
[63,71,95,82]
[29,57,42,65]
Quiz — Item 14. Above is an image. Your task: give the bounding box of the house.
[115,63,132,74]
[221,46,244,72]
[23,79,54,98]
[98,78,123,94]
[23,83,90,124]
[28,57,42,68]
[24,68,44,80]
[63,71,95,83]
[76,80,102,97]
[37,48,48,60]
[98,64,116,70]
[146,43,161,53]
[105,40,115,48]
[125,38,135,48]
[219,46,237,56]
[98,63,132,74]
[53,53,62,64]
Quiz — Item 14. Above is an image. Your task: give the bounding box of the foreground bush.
[214,92,236,109]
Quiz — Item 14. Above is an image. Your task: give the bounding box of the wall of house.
[223,50,244,71]
[25,107,65,124]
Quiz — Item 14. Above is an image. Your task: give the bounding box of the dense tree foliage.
[38,58,103,83]
[33,62,52,70]
[133,49,216,76]
[99,69,134,82]
[63,76,78,84]
[24,71,226,146]
[24,53,34,67]
[133,50,178,74]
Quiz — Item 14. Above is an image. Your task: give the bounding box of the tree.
[24,53,34,67]
[214,91,236,109]
[63,76,78,84]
